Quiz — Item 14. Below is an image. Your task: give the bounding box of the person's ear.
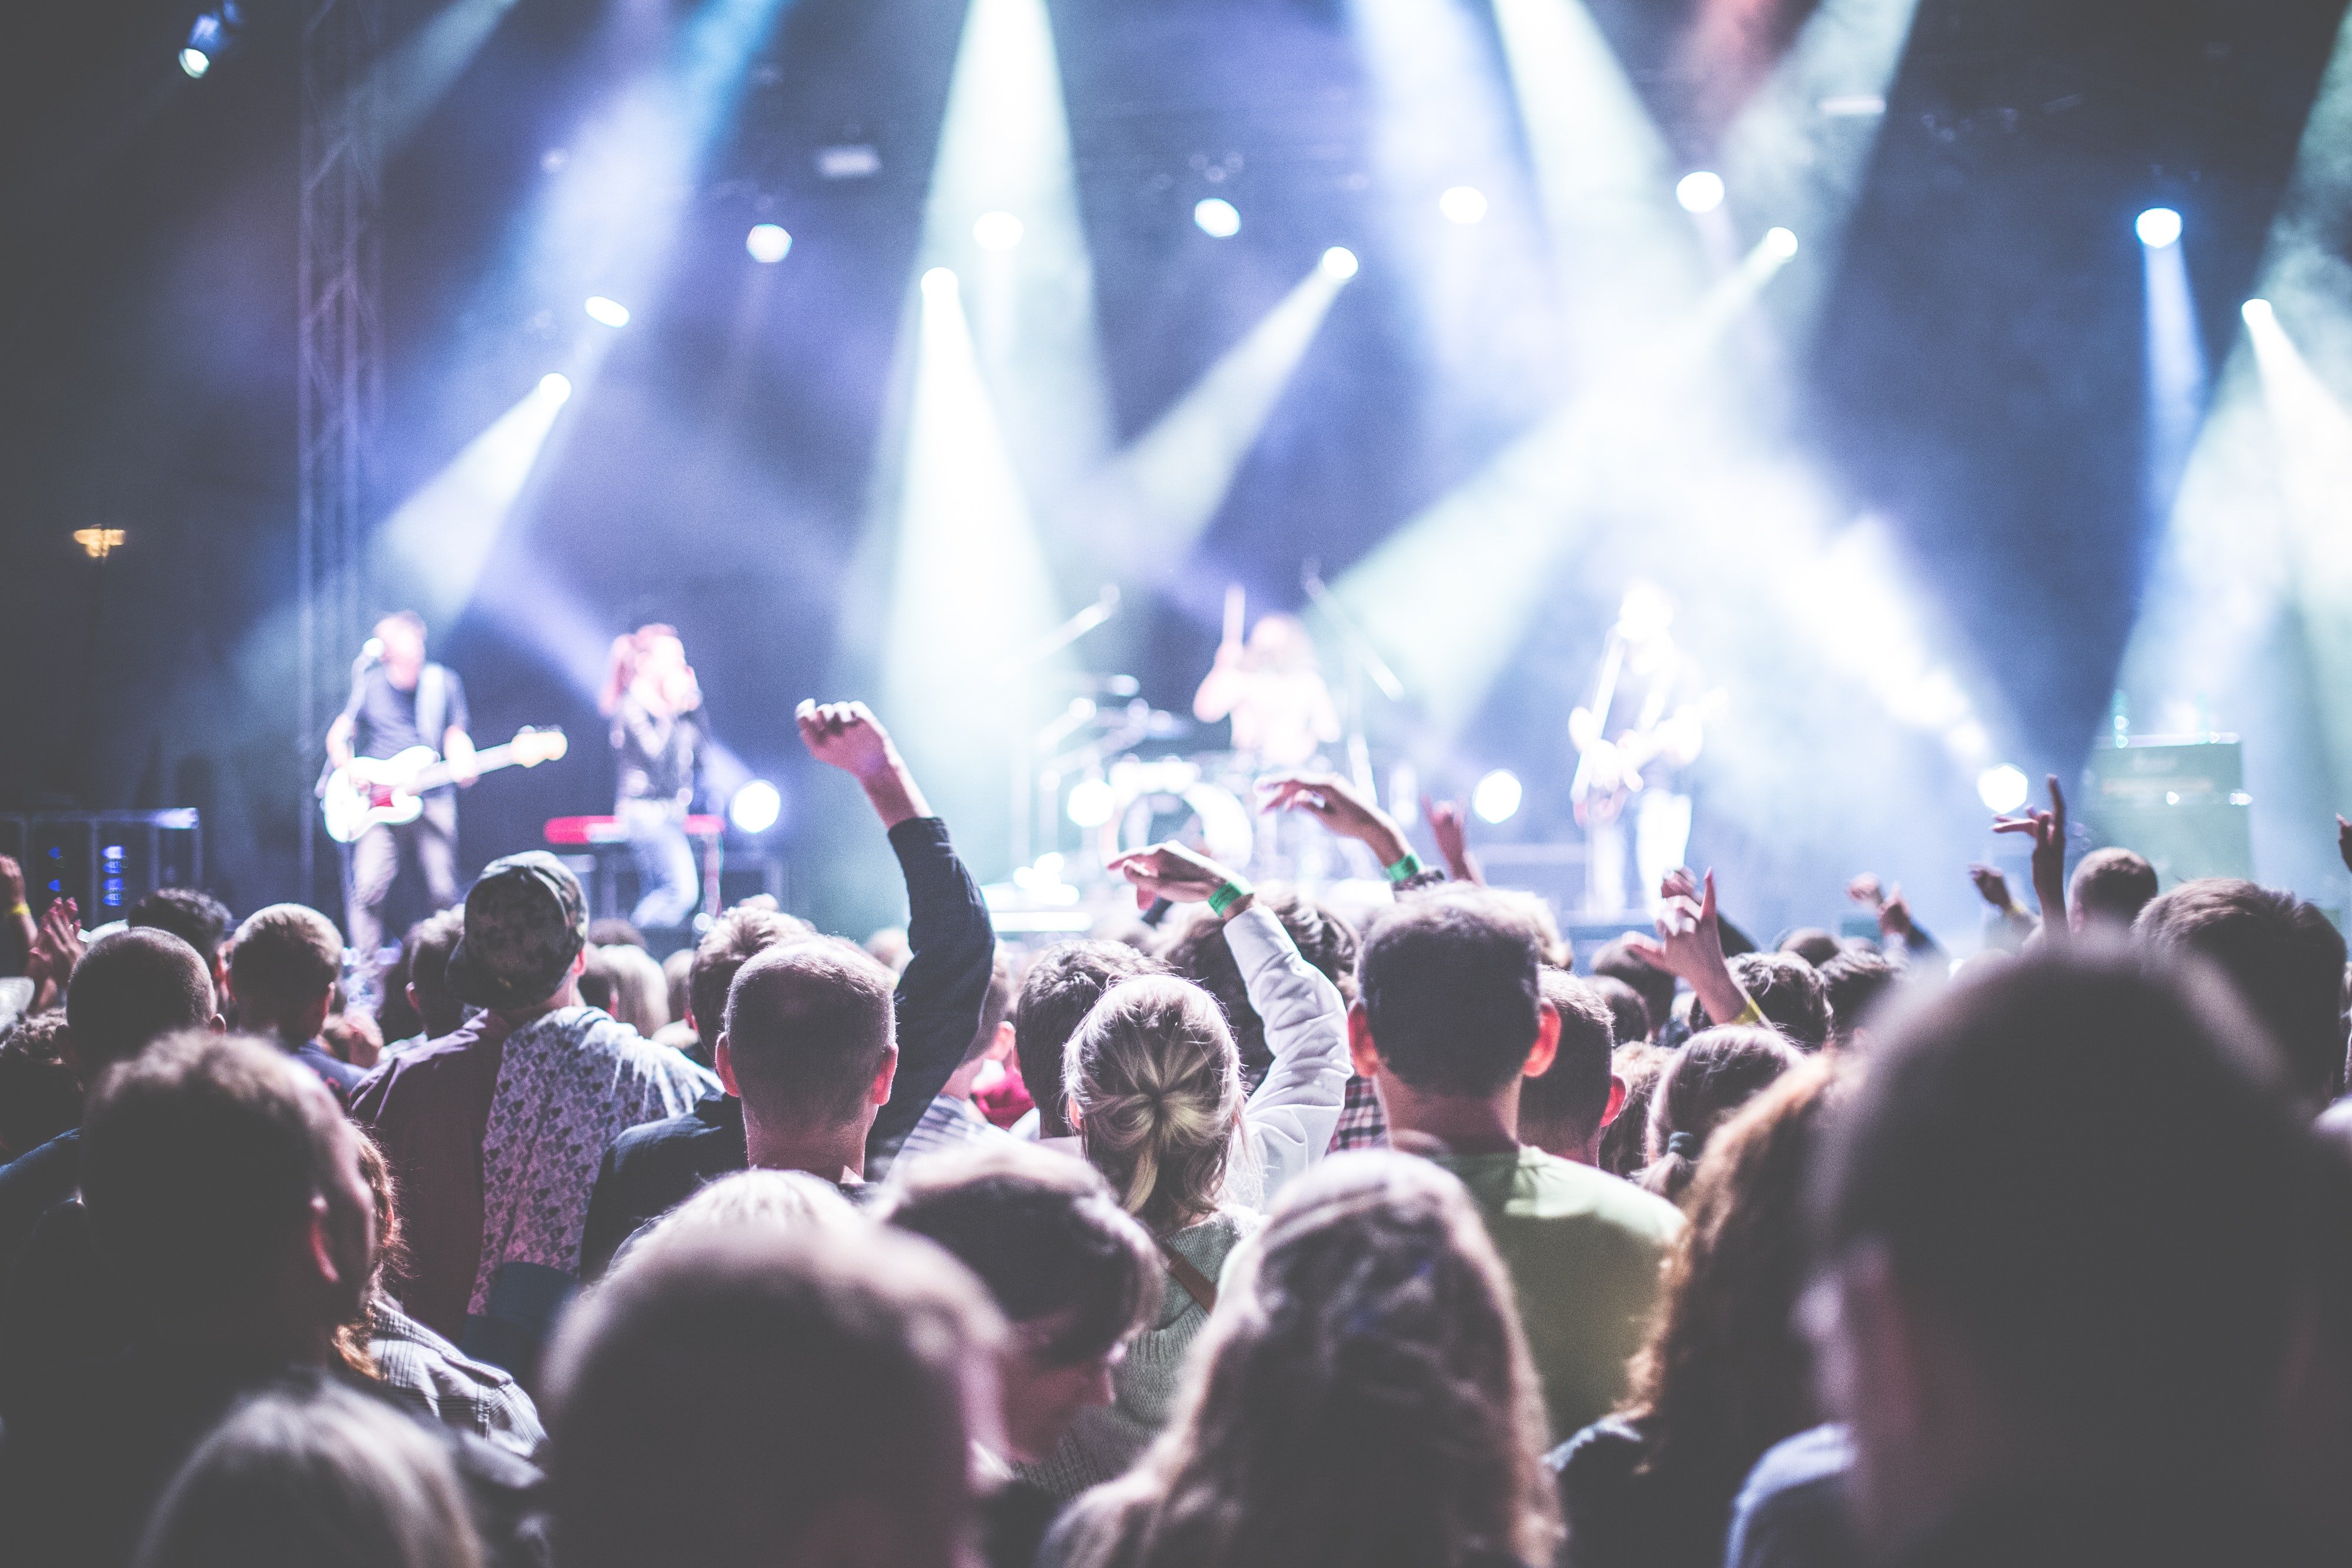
[406,982,425,1016]
[1598,1072,1628,1130]
[208,1012,227,1034]
[985,1019,1015,1062]
[304,1193,342,1289]
[1521,1001,1561,1079]
[570,947,589,978]
[714,1032,740,1098]
[1347,1002,1383,1080]
[869,1044,898,1106]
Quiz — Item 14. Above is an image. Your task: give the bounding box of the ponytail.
[1064,977,1244,1233]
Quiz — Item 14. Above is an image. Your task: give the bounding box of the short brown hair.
[1588,975,1653,1052]
[1160,891,1358,1079]
[1358,890,1546,1097]
[688,901,813,1036]
[546,1226,1004,1568]
[2134,878,2349,1104]
[1692,952,1831,1051]
[2069,847,2158,930]
[229,904,344,1018]
[66,927,216,1079]
[722,940,897,1129]
[1522,969,1616,1148]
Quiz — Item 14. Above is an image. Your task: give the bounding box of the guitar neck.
[407,744,522,793]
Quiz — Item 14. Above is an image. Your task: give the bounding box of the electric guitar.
[321,727,569,843]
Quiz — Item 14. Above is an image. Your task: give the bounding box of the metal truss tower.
[297,0,382,905]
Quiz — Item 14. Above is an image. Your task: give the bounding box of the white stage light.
[537,373,572,402]
[1066,777,1116,828]
[921,266,960,300]
[1320,246,1359,280]
[2241,297,2273,326]
[1765,226,1799,258]
[973,210,1025,250]
[1676,171,1725,213]
[1472,769,1522,824]
[729,780,782,834]
[1194,198,1241,238]
[1976,764,2029,814]
[180,48,212,78]
[584,296,630,327]
[746,223,792,263]
[1439,185,1488,225]
[2135,207,2182,249]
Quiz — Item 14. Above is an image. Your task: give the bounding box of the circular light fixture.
[2242,297,2273,326]
[1439,185,1488,225]
[1764,226,1799,259]
[179,47,212,78]
[537,373,573,402]
[1320,246,1359,280]
[1067,777,1117,828]
[921,266,960,300]
[1976,764,2030,815]
[2134,206,2182,248]
[1472,769,1523,825]
[745,223,792,263]
[584,296,630,327]
[973,210,1025,251]
[1194,198,1241,238]
[729,780,783,834]
[1676,171,1725,213]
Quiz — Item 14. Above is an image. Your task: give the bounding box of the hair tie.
[1665,1131,1702,1161]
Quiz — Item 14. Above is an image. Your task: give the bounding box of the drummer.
[1192,594,1342,772]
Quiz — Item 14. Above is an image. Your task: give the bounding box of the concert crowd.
[2,694,2350,1568]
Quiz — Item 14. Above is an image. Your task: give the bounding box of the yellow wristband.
[6,902,28,920]
[1730,997,1767,1028]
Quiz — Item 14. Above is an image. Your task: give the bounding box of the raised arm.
[1992,774,2070,943]
[797,701,991,1149]
[1622,870,1755,1028]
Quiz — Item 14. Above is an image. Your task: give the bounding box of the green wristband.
[1207,878,1254,917]
[1382,851,1425,885]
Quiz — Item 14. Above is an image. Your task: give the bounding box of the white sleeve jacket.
[1224,902,1352,1206]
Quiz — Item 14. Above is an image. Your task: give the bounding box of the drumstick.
[1222,584,1245,647]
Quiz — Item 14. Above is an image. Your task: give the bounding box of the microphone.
[360,638,384,664]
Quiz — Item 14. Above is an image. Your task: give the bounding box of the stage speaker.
[0,811,205,920]
[2080,740,2253,887]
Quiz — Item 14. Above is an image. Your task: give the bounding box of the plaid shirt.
[1328,1074,1389,1152]
[370,1297,546,1459]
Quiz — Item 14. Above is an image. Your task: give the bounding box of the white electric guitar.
[321,727,569,843]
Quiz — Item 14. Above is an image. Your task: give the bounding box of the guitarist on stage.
[1569,582,1712,917]
[326,610,476,964]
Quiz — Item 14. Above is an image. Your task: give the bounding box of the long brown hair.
[1603,1059,1845,1565]
[1640,1026,1799,1203]
[1053,1152,1561,1568]
[597,623,680,717]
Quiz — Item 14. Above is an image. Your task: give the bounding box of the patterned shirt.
[885,1093,1016,1177]
[369,1297,546,1459]
[1328,1073,1391,1152]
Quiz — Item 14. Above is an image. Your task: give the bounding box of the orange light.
[73,529,127,559]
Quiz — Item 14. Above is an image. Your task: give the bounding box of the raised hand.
[1992,774,2069,931]
[797,700,928,828]
[1421,794,1481,884]
[1258,772,1410,867]
[1108,842,1247,913]
[1875,882,1916,941]
[1621,870,1751,1026]
[26,896,84,1005]
[1967,863,2020,912]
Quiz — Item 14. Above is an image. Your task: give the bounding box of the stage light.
[2242,297,2273,326]
[1765,226,1799,258]
[1676,171,1725,213]
[745,223,791,263]
[181,6,236,77]
[179,48,211,78]
[584,295,630,327]
[1321,246,1359,280]
[972,210,1024,250]
[921,266,959,300]
[537,372,572,402]
[1472,769,1523,824]
[729,780,782,834]
[1976,764,2030,814]
[1194,198,1241,238]
[1066,777,1116,828]
[1439,185,1488,225]
[2135,207,2182,248]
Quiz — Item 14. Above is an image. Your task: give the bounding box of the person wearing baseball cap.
[353,851,717,1369]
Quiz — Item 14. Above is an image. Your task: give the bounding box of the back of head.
[722,940,897,1130]
[65,927,216,1081]
[81,1031,352,1318]
[1065,976,1241,1231]
[662,948,692,1031]
[1696,952,1831,1051]
[688,902,814,1037]
[586,918,647,952]
[1643,1026,1800,1203]
[596,942,670,1036]
[2134,878,2348,1104]
[1816,950,2317,1463]
[127,887,233,968]
[136,1381,482,1568]
[546,1225,1004,1568]
[1591,939,1673,1042]
[1090,1152,1558,1568]
[1600,1043,1668,1179]
[1523,969,1616,1152]
[1014,940,1170,1138]
[1588,976,1653,1056]
[1358,890,1546,1096]
[1818,948,1899,1047]
[880,1142,1160,1360]
[1160,892,1357,1078]
[228,905,344,1028]
[614,1168,858,1275]
[952,944,1019,1072]
[2070,846,2159,932]
[1778,928,1842,968]
[0,1011,82,1156]
[403,909,466,1039]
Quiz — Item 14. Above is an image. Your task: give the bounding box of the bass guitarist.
[1570,582,1712,917]
[326,610,476,963]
